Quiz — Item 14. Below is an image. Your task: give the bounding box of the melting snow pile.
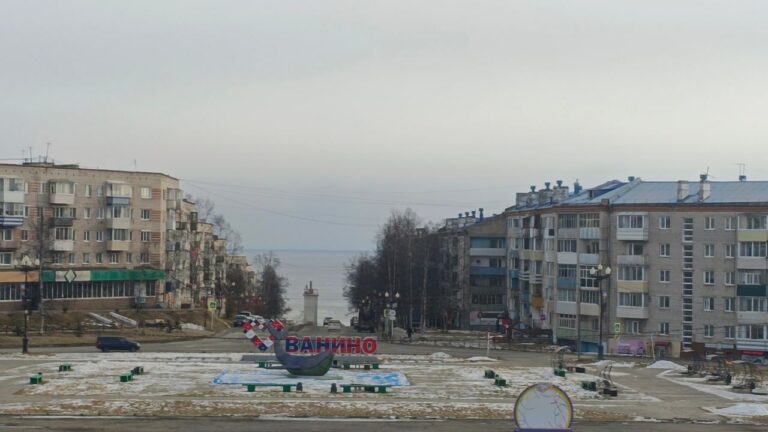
[704,403,768,417]
[430,352,451,360]
[466,357,497,362]
[646,360,686,371]
[181,323,206,331]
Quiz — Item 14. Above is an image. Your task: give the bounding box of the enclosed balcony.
[579,227,601,239]
[49,181,75,205]
[0,178,25,203]
[106,240,131,251]
[557,252,577,265]
[616,306,649,319]
[617,254,647,266]
[578,253,600,266]
[52,240,74,251]
[469,247,506,257]
[106,218,132,229]
[617,280,649,293]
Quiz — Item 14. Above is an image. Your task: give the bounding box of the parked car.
[233,314,250,327]
[323,317,334,326]
[96,336,140,352]
[326,319,342,331]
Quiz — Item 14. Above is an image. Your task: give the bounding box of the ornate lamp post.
[589,264,612,360]
[384,291,400,340]
[14,255,40,354]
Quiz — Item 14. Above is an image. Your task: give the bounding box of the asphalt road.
[0,417,763,432]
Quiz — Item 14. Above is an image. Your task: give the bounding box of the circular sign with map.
[513,383,573,430]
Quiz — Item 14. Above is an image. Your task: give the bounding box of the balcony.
[557,252,577,265]
[106,218,132,229]
[616,306,649,319]
[50,193,75,205]
[0,215,23,227]
[579,253,599,266]
[52,240,74,251]
[737,285,767,297]
[579,227,601,239]
[580,303,600,316]
[508,269,520,279]
[736,339,768,352]
[520,250,544,261]
[557,277,577,289]
[617,254,647,266]
[530,273,543,284]
[470,266,506,276]
[106,240,131,251]
[0,189,24,203]
[616,227,649,241]
[737,230,768,242]
[737,257,768,270]
[544,251,556,262]
[50,217,74,227]
[556,301,576,315]
[469,247,506,257]
[0,239,19,249]
[106,196,131,206]
[558,228,578,239]
[617,280,649,293]
[737,311,768,324]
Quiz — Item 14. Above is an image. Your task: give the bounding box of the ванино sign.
[284,336,378,354]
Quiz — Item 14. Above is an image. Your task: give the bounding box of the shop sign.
[285,336,378,354]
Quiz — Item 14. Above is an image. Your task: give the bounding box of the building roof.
[566,179,768,205]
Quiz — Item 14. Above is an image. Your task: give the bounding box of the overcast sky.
[2,1,767,251]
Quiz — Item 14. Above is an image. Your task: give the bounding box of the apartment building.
[507,176,768,362]
[0,161,236,314]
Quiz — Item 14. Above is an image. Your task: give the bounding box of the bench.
[242,383,298,393]
[340,383,392,394]
[484,369,496,379]
[494,377,507,387]
[58,364,72,372]
[120,373,134,383]
[29,374,43,385]
[340,363,379,370]
[132,366,144,375]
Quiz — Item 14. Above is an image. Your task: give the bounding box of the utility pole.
[38,204,45,335]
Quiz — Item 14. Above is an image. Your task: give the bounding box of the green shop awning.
[43,269,165,282]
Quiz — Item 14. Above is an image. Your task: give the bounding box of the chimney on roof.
[479,208,484,221]
[471,210,476,218]
[677,180,689,201]
[530,185,536,192]
[465,212,470,218]
[739,175,747,182]
[628,176,635,182]
[556,179,563,188]
[544,182,551,190]
[458,213,462,218]
[699,178,711,202]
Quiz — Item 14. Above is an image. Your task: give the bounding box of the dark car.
[233,314,250,327]
[96,336,140,352]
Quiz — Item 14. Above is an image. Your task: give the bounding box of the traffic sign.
[208,301,217,311]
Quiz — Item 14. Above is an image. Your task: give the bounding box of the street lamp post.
[589,264,612,360]
[384,291,400,340]
[14,255,40,354]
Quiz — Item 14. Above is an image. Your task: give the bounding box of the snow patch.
[429,352,451,360]
[703,403,768,417]
[181,323,206,331]
[589,360,636,368]
[646,360,686,371]
[466,357,497,363]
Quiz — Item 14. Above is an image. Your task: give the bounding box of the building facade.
[0,162,242,314]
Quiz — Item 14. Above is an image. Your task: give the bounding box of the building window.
[54,227,73,240]
[2,230,12,241]
[557,239,577,252]
[141,187,151,199]
[659,216,670,229]
[704,324,714,338]
[579,213,600,228]
[126,253,132,263]
[0,252,13,266]
[67,253,75,264]
[558,314,576,329]
[704,244,715,257]
[659,322,669,335]
[141,231,151,242]
[740,270,764,285]
[703,297,715,311]
[83,253,91,264]
[96,208,105,219]
[658,296,670,309]
[96,231,103,242]
[628,320,640,334]
[20,230,28,241]
[724,326,735,339]
[703,271,715,285]
[705,217,715,230]
[619,293,645,307]
[583,240,599,254]
[618,265,644,281]
[725,216,736,231]
[739,241,768,257]
[579,268,598,288]
[558,214,577,229]
[725,272,735,286]
[660,243,670,257]
[109,253,120,264]
[140,253,149,264]
[82,231,90,242]
[95,253,103,264]
[739,324,767,340]
[725,244,736,258]
[745,215,767,230]
[84,208,91,219]
[724,297,735,312]
[141,209,151,220]
[626,243,643,255]
[659,270,671,283]
[618,215,644,229]
[739,297,767,312]
[85,184,92,197]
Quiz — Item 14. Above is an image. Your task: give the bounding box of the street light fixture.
[13,255,40,354]
[589,264,612,360]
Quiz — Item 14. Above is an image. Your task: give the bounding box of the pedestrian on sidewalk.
[407,326,413,341]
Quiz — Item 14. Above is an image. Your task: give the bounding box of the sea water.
[246,249,368,323]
